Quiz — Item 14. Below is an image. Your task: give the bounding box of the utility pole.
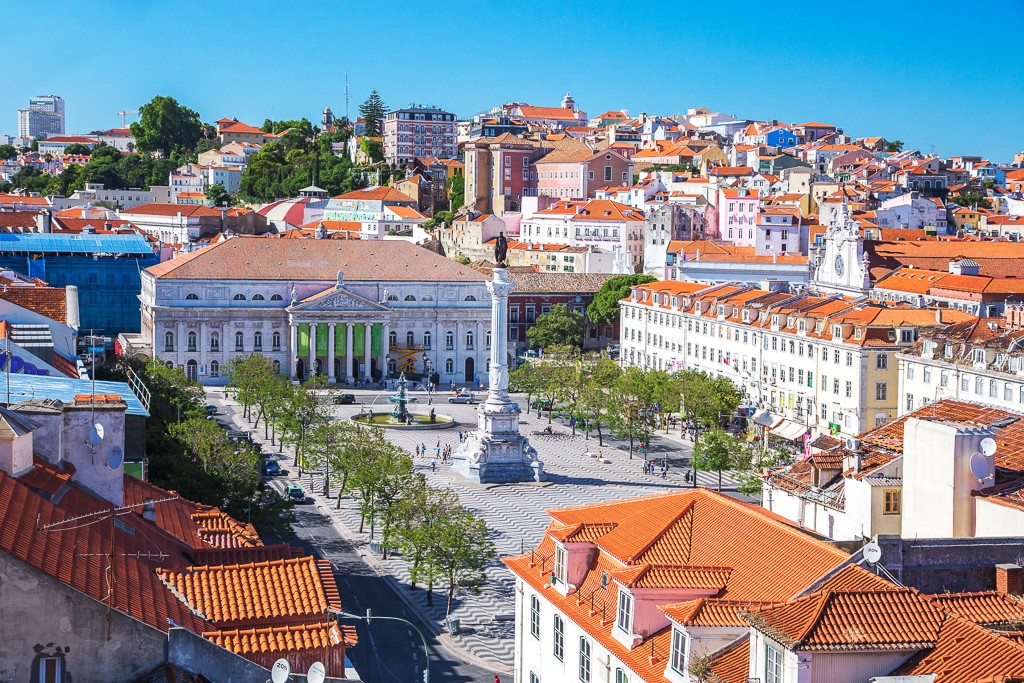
[345,73,350,122]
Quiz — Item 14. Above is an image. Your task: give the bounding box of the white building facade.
[140,237,492,386]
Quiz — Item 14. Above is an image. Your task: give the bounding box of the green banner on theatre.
[353,323,365,356]
[297,323,309,356]
[316,325,328,356]
[335,324,346,355]
[371,324,382,356]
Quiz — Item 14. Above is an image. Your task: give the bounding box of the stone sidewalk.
[215,389,745,670]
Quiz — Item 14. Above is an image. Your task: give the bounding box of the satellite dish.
[980,437,998,457]
[307,662,326,683]
[270,659,291,683]
[970,452,991,481]
[863,541,882,564]
[106,446,124,470]
[88,423,105,446]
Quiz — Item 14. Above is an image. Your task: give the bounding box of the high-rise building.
[17,95,65,139]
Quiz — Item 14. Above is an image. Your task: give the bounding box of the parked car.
[261,459,281,476]
[202,404,218,415]
[448,393,478,404]
[333,393,356,405]
[286,484,306,503]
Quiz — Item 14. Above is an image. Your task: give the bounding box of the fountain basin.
[351,411,456,430]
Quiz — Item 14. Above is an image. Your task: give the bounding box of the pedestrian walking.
[431,458,437,472]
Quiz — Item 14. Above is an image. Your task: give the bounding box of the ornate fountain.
[387,373,418,423]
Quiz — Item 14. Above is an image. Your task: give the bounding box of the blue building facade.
[0,234,159,335]
[766,128,798,148]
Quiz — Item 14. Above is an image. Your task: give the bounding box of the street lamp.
[338,609,430,683]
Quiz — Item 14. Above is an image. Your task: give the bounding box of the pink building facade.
[717,187,760,247]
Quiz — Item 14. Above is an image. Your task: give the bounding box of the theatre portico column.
[363,323,372,381]
[327,323,336,383]
[308,323,318,376]
[289,323,298,379]
[345,323,355,384]
[381,322,390,379]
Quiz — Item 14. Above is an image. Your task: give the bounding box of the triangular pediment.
[289,286,390,312]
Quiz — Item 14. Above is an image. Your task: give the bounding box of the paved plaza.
[214,386,746,670]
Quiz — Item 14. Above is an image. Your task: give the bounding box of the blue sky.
[9,0,1023,160]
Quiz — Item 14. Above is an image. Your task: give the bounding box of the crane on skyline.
[116,109,139,128]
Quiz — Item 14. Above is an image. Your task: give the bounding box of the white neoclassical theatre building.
[140,236,492,385]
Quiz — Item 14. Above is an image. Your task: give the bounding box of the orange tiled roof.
[205,621,357,655]
[192,507,262,548]
[332,186,416,203]
[926,591,1024,626]
[157,556,339,626]
[895,613,1024,680]
[609,564,733,590]
[745,589,944,651]
[708,634,751,683]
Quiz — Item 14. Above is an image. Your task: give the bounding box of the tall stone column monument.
[452,234,543,483]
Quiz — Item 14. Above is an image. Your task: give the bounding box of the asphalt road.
[211,398,497,683]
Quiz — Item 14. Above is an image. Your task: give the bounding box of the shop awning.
[770,418,809,442]
[751,409,775,428]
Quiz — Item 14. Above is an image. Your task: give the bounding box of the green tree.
[206,183,231,207]
[392,477,459,595]
[424,209,455,229]
[692,428,750,492]
[886,140,904,153]
[358,90,387,138]
[677,370,742,431]
[62,143,93,156]
[608,366,680,458]
[527,303,585,350]
[447,174,464,210]
[510,362,542,415]
[359,137,384,163]
[578,356,621,445]
[130,95,203,155]
[423,505,496,616]
[0,144,18,160]
[949,191,992,210]
[587,274,658,327]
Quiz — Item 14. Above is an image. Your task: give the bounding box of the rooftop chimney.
[996,563,1023,597]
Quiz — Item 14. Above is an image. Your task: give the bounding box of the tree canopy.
[130,95,204,155]
[239,129,364,201]
[950,191,992,210]
[0,144,16,160]
[358,91,387,138]
[62,143,93,156]
[527,303,585,350]
[587,274,658,327]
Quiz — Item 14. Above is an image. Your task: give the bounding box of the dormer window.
[973,348,986,365]
[832,324,842,337]
[670,628,689,675]
[772,314,779,326]
[900,329,915,343]
[553,545,567,585]
[718,304,725,316]
[944,343,954,359]
[616,589,633,634]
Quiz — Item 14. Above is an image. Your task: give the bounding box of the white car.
[448,393,478,404]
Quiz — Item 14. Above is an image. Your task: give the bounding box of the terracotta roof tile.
[708,634,751,683]
[926,591,1024,626]
[745,589,944,651]
[144,235,486,282]
[895,613,1024,680]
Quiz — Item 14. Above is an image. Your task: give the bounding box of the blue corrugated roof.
[0,374,149,416]
[0,233,153,255]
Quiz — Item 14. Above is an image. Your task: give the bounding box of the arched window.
[272,360,281,374]
[976,377,984,394]
[423,331,432,349]
[187,331,197,352]
[406,331,415,347]
[404,294,416,301]
[233,293,246,301]
[466,330,475,349]
[465,295,477,301]
[164,331,174,351]
[254,331,263,351]
[422,295,434,301]
[387,293,399,301]
[486,330,492,348]
[990,379,998,398]
[210,360,220,377]
[210,331,219,351]
[185,293,199,300]
[271,294,283,301]
[445,358,454,374]
[252,294,265,301]
[165,360,173,368]
[445,331,454,349]
[235,331,244,351]
[272,331,281,350]
[389,331,397,346]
